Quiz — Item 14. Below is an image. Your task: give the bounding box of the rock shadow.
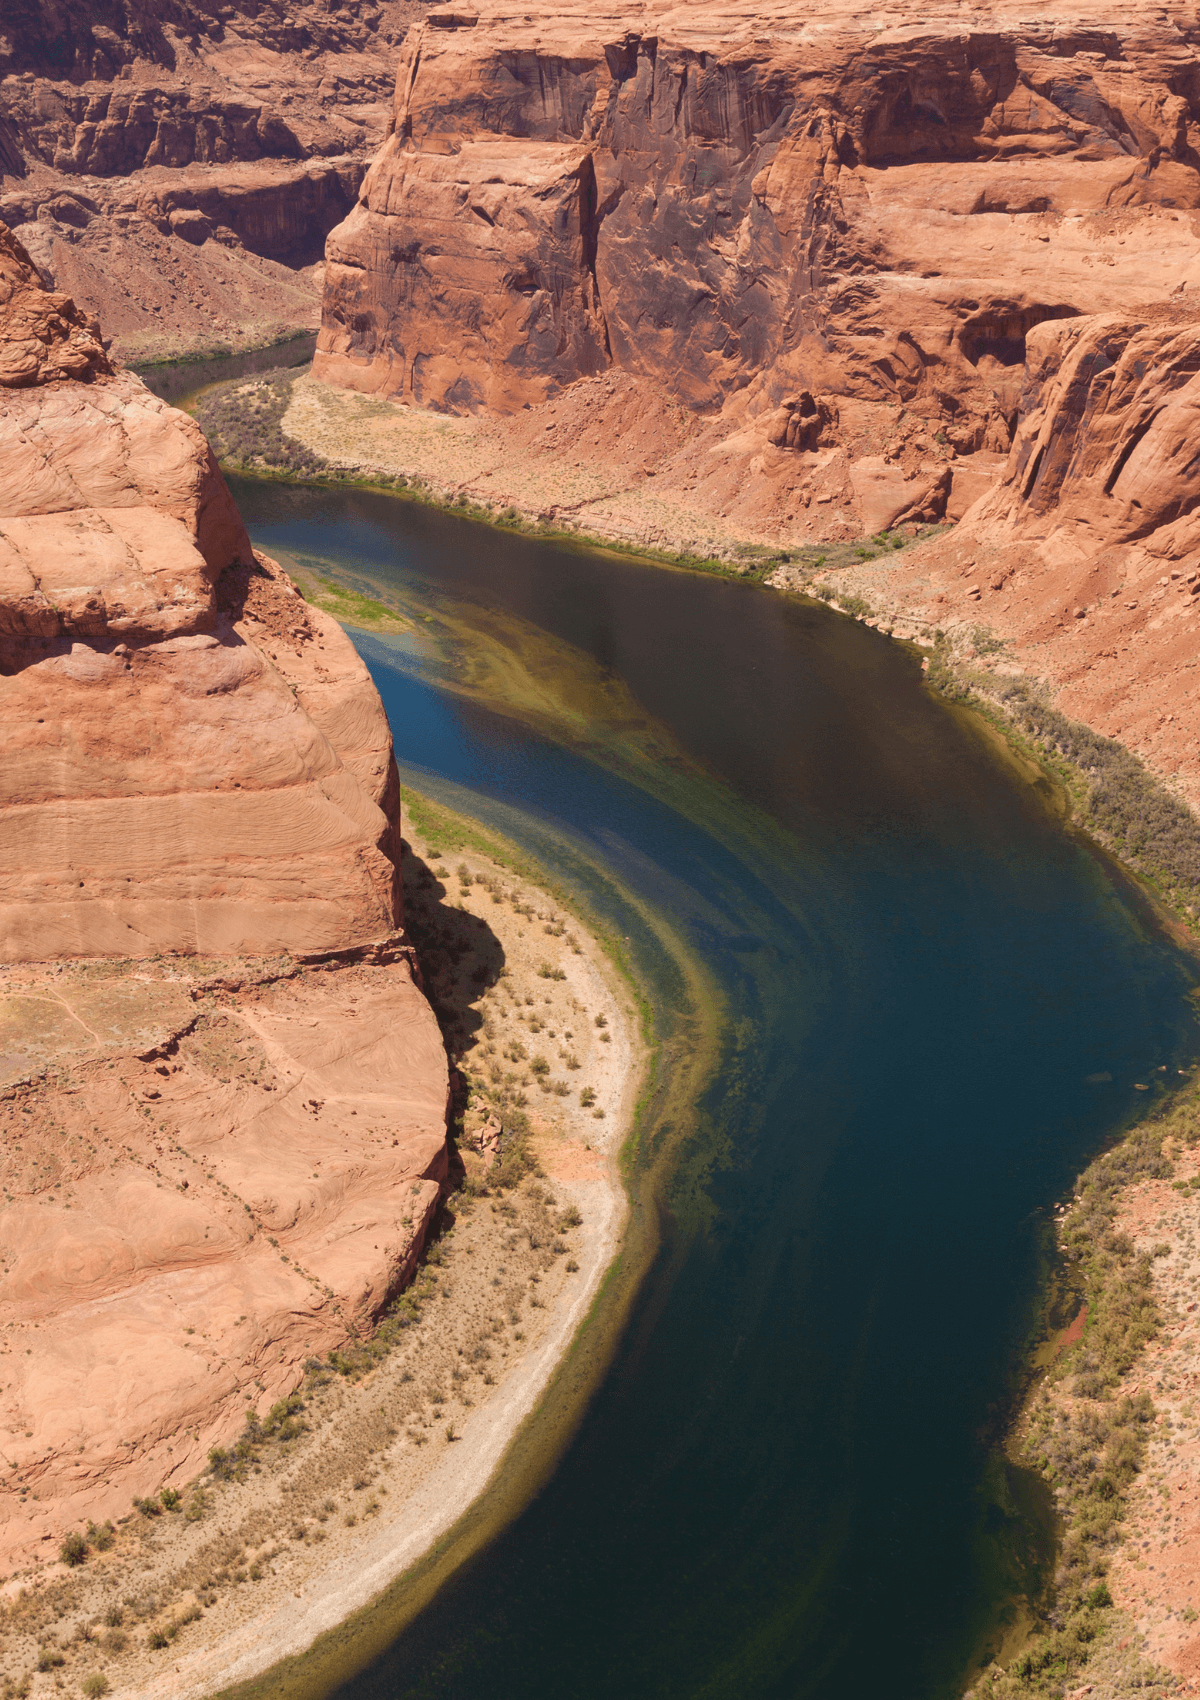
[399,837,506,1065]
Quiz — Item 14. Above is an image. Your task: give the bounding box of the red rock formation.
[868,305,1200,800]
[0,220,110,386]
[315,0,1200,531]
[317,3,1196,428]
[0,231,450,1567]
[0,953,448,1573]
[0,222,408,958]
[0,0,436,360]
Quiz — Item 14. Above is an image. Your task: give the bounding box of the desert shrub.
[989,1103,1182,1694]
[192,371,329,478]
[82,1677,110,1698]
[59,1531,88,1567]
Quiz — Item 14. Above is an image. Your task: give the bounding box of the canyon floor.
[0,810,638,1700]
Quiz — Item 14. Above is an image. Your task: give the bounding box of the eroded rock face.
[877,306,1200,797]
[0,0,435,360]
[0,222,407,957]
[315,0,1200,532]
[0,228,449,1570]
[319,0,1200,421]
[0,220,110,387]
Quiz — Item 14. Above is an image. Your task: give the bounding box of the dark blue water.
[232,478,1198,1700]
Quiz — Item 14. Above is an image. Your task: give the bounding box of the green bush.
[82,1677,110,1699]
[59,1530,88,1567]
[192,370,328,478]
[989,1104,1183,1695]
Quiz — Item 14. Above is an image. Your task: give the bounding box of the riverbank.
[0,799,643,1700]
[966,1078,1200,1700]
[186,364,951,580]
[196,404,1200,1700]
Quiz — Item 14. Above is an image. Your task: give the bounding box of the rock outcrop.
[0,950,448,1574]
[0,223,405,958]
[0,0,436,360]
[846,305,1200,801]
[315,0,1200,538]
[0,222,449,1571]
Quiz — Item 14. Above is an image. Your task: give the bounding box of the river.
[230,474,1199,1700]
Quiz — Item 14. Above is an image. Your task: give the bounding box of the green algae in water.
[229,478,1200,1700]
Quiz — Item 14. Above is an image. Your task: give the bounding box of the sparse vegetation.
[928,650,1200,913]
[192,369,327,477]
[986,1094,1195,1695]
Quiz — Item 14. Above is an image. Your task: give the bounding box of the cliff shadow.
[399,838,506,1065]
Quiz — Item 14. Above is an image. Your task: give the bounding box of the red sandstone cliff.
[0,223,448,1571]
[0,0,435,361]
[834,307,1200,800]
[314,1,1200,532]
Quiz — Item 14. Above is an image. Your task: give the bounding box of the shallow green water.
[233,477,1199,1700]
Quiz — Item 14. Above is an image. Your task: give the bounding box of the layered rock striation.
[0,0,436,360]
[855,306,1200,797]
[0,223,449,1570]
[0,223,404,958]
[307,0,1200,793]
[315,0,1200,536]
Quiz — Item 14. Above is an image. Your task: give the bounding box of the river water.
[231,476,1198,1700]
[133,333,317,407]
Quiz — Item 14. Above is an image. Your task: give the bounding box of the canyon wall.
[316,1,1200,439]
[0,0,434,359]
[853,307,1200,797]
[0,220,449,1571]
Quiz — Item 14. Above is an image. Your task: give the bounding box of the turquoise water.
[232,478,1198,1699]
